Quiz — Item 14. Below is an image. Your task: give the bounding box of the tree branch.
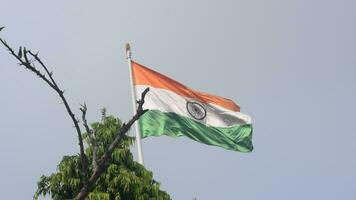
[0,35,88,185]
[80,103,98,170]
[0,38,56,90]
[75,87,150,200]
[1,29,151,200]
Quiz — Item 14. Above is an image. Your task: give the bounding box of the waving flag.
[132,61,253,152]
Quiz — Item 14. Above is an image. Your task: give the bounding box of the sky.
[1,0,356,199]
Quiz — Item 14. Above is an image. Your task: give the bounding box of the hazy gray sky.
[1,0,355,199]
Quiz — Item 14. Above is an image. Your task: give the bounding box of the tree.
[0,27,170,200]
[34,111,170,200]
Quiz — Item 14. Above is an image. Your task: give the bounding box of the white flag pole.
[125,43,144,165]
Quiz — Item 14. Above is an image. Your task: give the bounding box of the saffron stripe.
[132,61,240,112]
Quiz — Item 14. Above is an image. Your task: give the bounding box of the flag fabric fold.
[132,61,253,152]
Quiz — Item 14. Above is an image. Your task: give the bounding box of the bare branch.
[0,36,88,185]
[80,103,98,169]
[0,38,56,91]
[1,30,151,200]
[75,87,150,200]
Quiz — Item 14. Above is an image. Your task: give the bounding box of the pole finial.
[125,43,131,59]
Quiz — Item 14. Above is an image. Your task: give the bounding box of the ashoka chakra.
[186,101,207,120]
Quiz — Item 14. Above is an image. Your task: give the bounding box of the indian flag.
[132,61,253,152]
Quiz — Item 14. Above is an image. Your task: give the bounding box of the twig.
[80,103,98,169]
[28,51,59,88]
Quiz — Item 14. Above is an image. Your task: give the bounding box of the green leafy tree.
[34,112,170,200]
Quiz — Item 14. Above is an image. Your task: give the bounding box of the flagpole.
[125,43,144,165]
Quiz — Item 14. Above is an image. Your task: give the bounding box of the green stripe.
[139,110,253,152]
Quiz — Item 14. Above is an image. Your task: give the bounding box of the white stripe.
[135,85,252,128]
